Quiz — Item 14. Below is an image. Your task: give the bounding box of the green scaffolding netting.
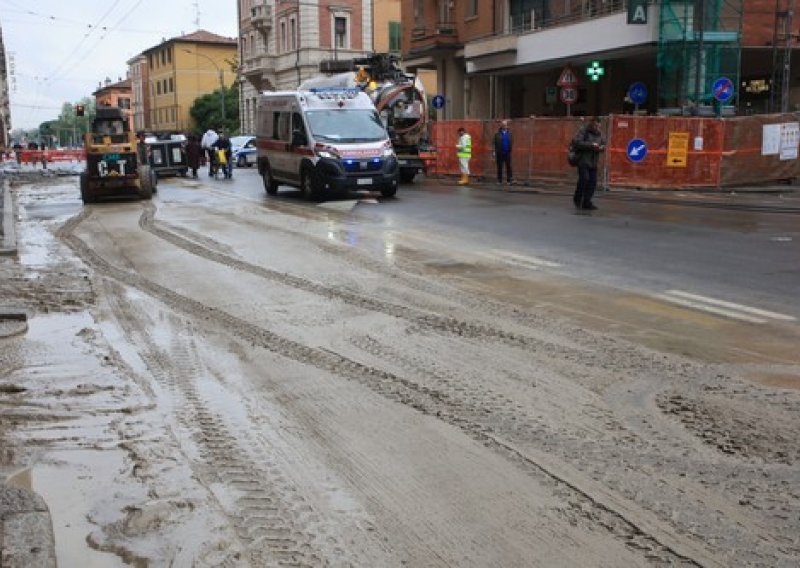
[658,0,743,113]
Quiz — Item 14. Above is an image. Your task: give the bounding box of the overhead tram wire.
[50,0,147,84]
[40,0,125,85]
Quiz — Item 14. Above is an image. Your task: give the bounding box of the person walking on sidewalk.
[456,127,472,185]
[571,116,605,210]
[493,120,513,185]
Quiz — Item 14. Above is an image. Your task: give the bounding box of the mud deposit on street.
[1,176,799,566]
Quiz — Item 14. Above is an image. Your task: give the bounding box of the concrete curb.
[1,177,17,257]
[0,484,57,567]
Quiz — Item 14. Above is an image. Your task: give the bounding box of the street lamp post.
[184,49,225,126]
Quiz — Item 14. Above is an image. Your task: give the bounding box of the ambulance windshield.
[305,109,387,143]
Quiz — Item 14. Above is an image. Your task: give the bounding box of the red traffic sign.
[557,65,578,87]
[560,86,578,104]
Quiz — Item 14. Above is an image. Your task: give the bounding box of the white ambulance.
[255,89,399,199]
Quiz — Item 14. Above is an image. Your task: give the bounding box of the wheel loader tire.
[139,165,154,200]
[80,172,93,204]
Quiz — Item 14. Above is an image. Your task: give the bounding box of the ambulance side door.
[285,109,309,184]
[269,110,291,181]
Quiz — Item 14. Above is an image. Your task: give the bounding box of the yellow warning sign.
[667,132,689,167]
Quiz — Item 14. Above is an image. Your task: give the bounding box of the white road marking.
[654,294,766,324]
[654,290,796,324]
[665,290,796,321]
[486,249,562,269]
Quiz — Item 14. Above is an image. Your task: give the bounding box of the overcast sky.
[1,0,238,130]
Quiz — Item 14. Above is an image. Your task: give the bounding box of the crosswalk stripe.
[665,290,796,321]
[654,293,767,324]
[486,249,562,269]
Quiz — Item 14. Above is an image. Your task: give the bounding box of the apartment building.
[402,0,796,119]
[139,30,237,133]
[237,0,376,134]
[0,24,10,148]
[92,77,133,131]
[127,55,150,132]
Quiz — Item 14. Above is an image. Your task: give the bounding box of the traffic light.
[76,104,85,117]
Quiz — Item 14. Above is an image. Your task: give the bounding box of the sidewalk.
[425,174,800,211]
[1,175,49,567]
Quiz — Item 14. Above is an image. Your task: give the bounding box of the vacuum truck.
[299,53,429,183]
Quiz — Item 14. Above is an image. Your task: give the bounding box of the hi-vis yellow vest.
[457,133,472,159]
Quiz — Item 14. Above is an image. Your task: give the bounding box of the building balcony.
[409,22,462,54]
[466,5,657,74]
[250,2,273,31]
[241,53,276,91]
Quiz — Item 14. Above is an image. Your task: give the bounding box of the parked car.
[231,135,256,167]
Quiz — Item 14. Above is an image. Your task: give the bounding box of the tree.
[189,82,240,136]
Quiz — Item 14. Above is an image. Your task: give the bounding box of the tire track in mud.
[58,209,718,567]
[138,204,588,359]
[60,212,333,566]
[112,202,799,565]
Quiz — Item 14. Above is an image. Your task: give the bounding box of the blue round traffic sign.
[432,95,445,109]
[626,138,648,162]
[712,77,734,102]
[628,82,648,105]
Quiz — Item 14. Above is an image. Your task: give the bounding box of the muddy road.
[1,174,799,567]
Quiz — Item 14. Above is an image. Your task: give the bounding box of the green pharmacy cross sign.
[586,61,605,82]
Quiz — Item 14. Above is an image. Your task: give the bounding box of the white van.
[255,89,399,199]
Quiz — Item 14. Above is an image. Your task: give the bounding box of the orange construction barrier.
[427,113,800,190]
[16,149,86,164]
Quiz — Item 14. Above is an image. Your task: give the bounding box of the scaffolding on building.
[657,0,743,116]
[770,0,796,113]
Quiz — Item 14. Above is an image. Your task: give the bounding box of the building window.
[119,98,131,109]
[157,81,161,95]
[413,0,423,27]
[161,50,166,65]
[167,47,171,63]
[438,0,452,24]
[290,17,297,50]
[280,20,287,52]
[334,16,347,49]
[169,78,174,93]
[389,21,401,53]
[467,0,478,18]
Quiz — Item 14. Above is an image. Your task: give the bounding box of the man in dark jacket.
[572,116,605,210]
[212,131,233,179]
[493,120,513,185]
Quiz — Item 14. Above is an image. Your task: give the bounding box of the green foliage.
[189,82,240,136]
[31,98,96,147]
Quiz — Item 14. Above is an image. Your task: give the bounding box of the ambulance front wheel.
[301,167,320,201]
[261,164,279,195]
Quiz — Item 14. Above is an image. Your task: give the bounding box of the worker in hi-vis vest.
[456,127,472,185]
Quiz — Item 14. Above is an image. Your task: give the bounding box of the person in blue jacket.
[493,120,513,185]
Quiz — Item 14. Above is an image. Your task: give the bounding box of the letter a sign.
[627,0,647,25]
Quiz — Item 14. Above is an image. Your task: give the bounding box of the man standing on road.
[200,126,219,177]
[493,120,513,185]
[456,127,472,185]
[571,116,605,210]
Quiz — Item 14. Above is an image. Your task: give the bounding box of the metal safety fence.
[428,113,800,190]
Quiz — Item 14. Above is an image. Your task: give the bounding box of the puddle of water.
[9,450,130,568]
